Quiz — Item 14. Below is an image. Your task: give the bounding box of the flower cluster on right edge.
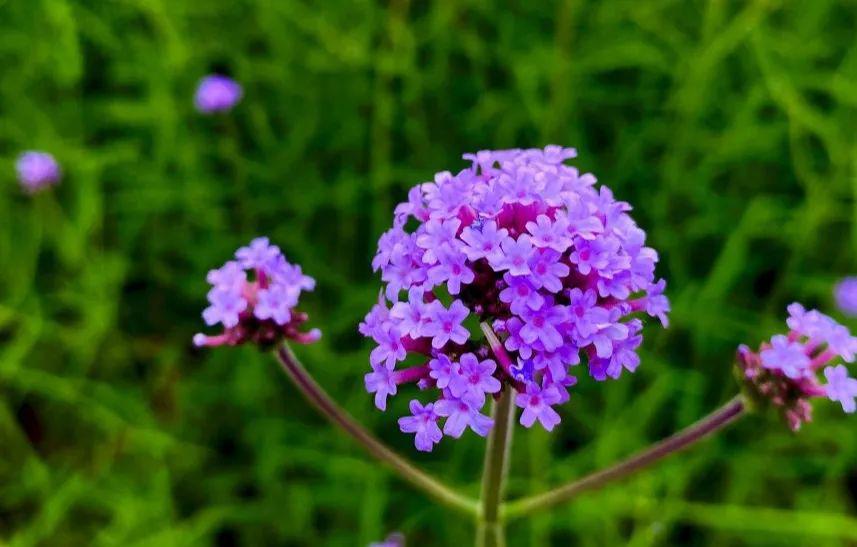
[736,303,857,431]
[361,146,669,451]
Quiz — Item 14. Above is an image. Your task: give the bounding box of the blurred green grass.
[0,0,855,545]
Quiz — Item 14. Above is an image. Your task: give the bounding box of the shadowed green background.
[0,1,855,545]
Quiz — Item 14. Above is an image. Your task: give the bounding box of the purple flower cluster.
[16,151,61,194]
[194,74,243,113]
[737,303,857,430]
[834,277,857,317]
[193,237,319,348]
[362,146,669,451]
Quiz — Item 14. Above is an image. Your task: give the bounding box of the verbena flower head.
[194,74,242,113]
[194,237,319,348]
[16,151,60,193]
[834,277,857,317]
[736,303,857,431]
[362,146,669,451]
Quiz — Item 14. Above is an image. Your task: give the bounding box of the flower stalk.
[274,343,478,516]
[476,385,516,547]
[501,395,746,520]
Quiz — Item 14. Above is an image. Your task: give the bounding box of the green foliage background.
[0,1,855,545]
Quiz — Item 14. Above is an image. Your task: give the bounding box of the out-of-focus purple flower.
[194,74,242,113]
[236,237,281,270]
[835,277,857,317]
[516,382,562,431]
[16,151,60,193]
[361,146,669,449]
[737,304,857,431]
[194,238,318,348]
[398,400,443,452]
[206,261,246,290]
[254,283,297,325]
[203,288,247,328]
[824,365,857,413]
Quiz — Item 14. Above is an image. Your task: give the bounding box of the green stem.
[274,344,478,516]
[502,395,746,520]
[476,386,516,546]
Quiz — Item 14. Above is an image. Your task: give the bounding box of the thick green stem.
[502,395,746,520]
[274,344,478,516]
[476,385,516,547]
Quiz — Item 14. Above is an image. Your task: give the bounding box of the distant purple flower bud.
[834,277,857,317]
[194,74,242,113]
[16,151,60,193]
[398,400,443,452]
